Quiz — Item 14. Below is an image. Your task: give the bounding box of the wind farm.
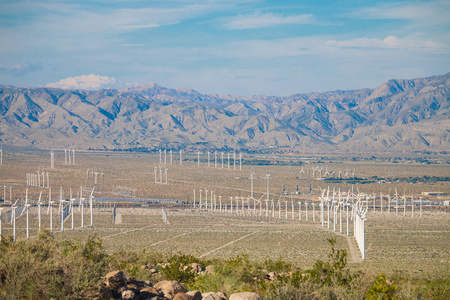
[0,146,448,276]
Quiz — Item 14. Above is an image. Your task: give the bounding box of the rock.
[122,289,136,300]
[205,265,215,275]
[105,270,127,290]
[127,277,152,290]
[154,280,187,299]
[149,268,158,275]
[186,290,202,300]
[229,292,261,300]
[216,292,228,300]
[173,292,192,300]
[82,283,112,300]
[268,271,277,280]
[202,292,228,300]
[189,263,203,273]
[140,287,163,299]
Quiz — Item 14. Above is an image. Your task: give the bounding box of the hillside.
[0,73,449,152]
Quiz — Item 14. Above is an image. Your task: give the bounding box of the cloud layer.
[0,63,43,77]
[223,12,314,29]
[46,74,120,90]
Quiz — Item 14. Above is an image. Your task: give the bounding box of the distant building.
[421,192,447,196]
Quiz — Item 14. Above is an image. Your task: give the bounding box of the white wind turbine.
[47,188,54,232]
[214,151,217,167]
[89,187,95,227]
[12,199,19,241]
[312,167,318,178]
[37,191,43,228]
[25,188,30,239]
[80,186,85,228]
[59,187,65,233]
[70,188,75,230]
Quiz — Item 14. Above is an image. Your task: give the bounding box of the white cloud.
[326,35,446,50]
[351,1,450,26]
[223,12,314,29]
[120,24,160,30]
[46,74,120,90]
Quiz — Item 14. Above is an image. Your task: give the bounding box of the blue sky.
[0,0,449,96]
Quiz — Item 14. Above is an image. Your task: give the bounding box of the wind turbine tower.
[50,151,55,169]
[250,172,254,198]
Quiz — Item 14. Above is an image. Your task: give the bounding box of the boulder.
[186,290,202,300]
[121,289,136,300]
[229,292,261,300]
[82,283,112,300]
[189,263,203,273]
[105,270,127,290]
[127,277,152,290]
[140,287,164,299]
[154,280,187,299]
[202,292,228,300]
[173,292,192,300]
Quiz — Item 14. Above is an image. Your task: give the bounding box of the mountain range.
[1,73,449,153]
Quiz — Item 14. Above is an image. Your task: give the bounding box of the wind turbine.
[12,199,19,241]
[50,151,54,169]
[59,187,66,233]
[312,167,318,178]
[70,188,75,230]
[299,166,305,176]
[403,189,407,216]
[47,189,54,232]
[214,151,217,168]
[207,151,210,167]
[25,188,30,239]
[89,187,95,227]
[37,191,43,228]
[250,172,254,198]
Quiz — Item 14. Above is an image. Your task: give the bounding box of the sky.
[0,0,449,96]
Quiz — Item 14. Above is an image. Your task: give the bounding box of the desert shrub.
[307,237,353,286]
[189,254,261,294]
[160,262,197,284]
[167,252,202,265]
[213,254,262,284]
[264,257,293,273]
[389,275,450,300]
[366,273,398,300]
[0,229,109,300]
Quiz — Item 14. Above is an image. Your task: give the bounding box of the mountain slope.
[0,73,449,152]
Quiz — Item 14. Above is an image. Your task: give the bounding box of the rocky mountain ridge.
[0,73,449,152]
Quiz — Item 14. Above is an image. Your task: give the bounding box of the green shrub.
[0,229,109,300]
[264,257,293,273]
[366,273,398,300]
[160,262,197,284]
[306,237,353,286]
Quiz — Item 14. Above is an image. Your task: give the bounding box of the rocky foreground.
[86,269,261,300]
